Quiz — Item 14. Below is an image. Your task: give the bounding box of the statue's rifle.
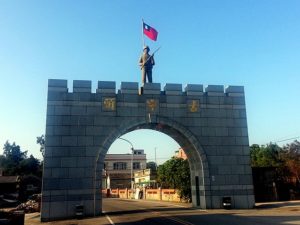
[140,46,161,69]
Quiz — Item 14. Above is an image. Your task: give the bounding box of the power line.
[274,136,300,143]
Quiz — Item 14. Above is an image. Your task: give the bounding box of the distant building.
[174,148,187,160]
[0,176,20,198]
[103,149,147,189]
[134,168,157,188]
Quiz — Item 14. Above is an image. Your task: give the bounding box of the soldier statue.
[139,45,155,85]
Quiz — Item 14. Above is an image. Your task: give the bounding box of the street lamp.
[118,137,135,193]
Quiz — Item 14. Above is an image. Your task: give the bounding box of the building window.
[113,162,127,170]
[133,162,140,170]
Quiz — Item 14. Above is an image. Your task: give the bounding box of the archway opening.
[96,120,210,214]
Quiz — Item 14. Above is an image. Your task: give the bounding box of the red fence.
[102,188,182,202]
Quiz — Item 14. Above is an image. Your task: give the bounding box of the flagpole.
[142,19,145,47]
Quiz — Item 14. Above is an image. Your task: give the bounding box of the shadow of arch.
[94,116,211,212]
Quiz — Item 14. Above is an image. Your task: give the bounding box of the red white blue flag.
[143,22,158,41]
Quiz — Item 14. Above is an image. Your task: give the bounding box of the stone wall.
[41,79,255,221]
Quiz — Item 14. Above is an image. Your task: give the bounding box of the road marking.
[105,214,115,225]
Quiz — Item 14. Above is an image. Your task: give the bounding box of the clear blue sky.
[0,0,299,163]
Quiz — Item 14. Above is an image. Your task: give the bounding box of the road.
[25,199,300,224]
[103,198,300,225]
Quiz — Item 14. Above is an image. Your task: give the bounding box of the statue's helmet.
[143,45,150,51]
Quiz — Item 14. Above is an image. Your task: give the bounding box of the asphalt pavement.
[25,198,300,225]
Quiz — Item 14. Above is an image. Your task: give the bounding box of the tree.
[157,157,191,201]
[36,135,45,157]
[1,141,28,175]
[250,143,282,167]
[0,141,41,176]
[146,161,157,171]
[281,140,300,183]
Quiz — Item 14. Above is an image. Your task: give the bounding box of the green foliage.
[157,157,191,201]
[250,143,282,167]
[36,135,45,157]
[281,140,300,183]
[250,140,300,184]
[0,141,41,177]
[146,161,157,171]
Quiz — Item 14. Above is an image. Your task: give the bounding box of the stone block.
[225,175,239,184]
[47,105,55,116]
[97,81,116,93]
[215,128,228,136]
[211,196,221,208]
[47,91,67,101]
[238,174,253,185]
[45,136,62,147]
[76,157,95,167]
[48,79,67,88]
[228,128,243,137]
[233,195,250,208]
[206,96,219,105]
[205,85,224,93]
[237,155,250,165]
[46,126,54,135]
[226,86,245,97]
[43,157,61,168]
[71,106,86,115]
[43,178,61,190]
[70,116,94,126]
[87,106,102,115]
[61,157,77,168]
[68,168,85,178]
[54,126,70,136]
[164,83,182,95]
[51,147,69,157]
[49,201,67,219]
[143,83,161,95]
[236,137,249,146]
[85,147,98,157]
[202,127,216,136]
[52,168,69,178]
[46,115,63,126]
[231,165,245,175]
[73,80,92,93]
[55,106,71,115]
[166,95,185,104]
[232,96,246,105]
[77,136,94,146]
[70,147,86,157]
[185,84,204,96]
[70,126,86,135]
[61,136,78,146]
[225,86,244,93]
[41,202,50,220]
[120,82,139,94]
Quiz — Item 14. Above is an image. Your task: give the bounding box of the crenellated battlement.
[48,79,244,97]
[43,78,253,221]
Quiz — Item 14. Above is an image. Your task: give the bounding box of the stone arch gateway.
[41,79,255,221]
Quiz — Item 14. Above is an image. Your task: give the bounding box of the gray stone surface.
[42,79,254,221]
[143,83,161,95]
[120,82,139,94]
[164,83,182,95]
[185,84,204,96]
[73,80,92,93]
[97,81,116,94]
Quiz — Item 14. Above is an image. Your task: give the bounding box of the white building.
[103,149,147,189]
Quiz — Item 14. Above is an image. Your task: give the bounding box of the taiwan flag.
[143,22,158,41]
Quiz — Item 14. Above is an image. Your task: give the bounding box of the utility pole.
[155,147,157,169]
[118,137,135,195]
